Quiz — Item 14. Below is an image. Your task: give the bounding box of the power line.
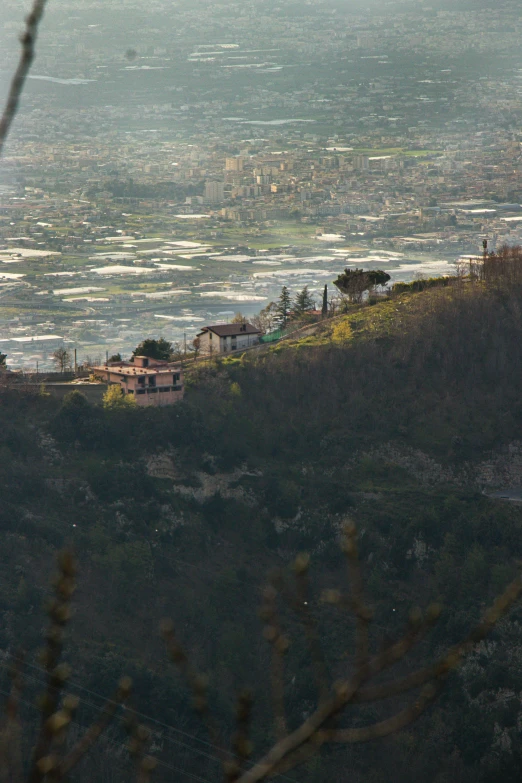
[0,683,217,783]
[1,660,223,767]
[0,657,300,783]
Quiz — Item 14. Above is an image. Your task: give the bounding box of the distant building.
[353,155,370,171]
[196,323,261,355]
[204,180,225,204]
[0,335,65,354]
[225,157,244,172]
[93,356,184,406]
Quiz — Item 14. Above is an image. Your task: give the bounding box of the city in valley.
[1,0,522,369]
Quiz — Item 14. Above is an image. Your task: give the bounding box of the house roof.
[200,323,261,337]
[93,363,181,377]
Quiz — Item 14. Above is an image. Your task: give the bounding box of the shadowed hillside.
[2,276,522,782]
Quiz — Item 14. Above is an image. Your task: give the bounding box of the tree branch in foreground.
[0,551,135,783]
[164,521,522,783]
[0,0,49,157]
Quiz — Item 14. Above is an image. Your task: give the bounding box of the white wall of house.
[222,333,259,352]
[198,331,260,355]
[198,331,214,355]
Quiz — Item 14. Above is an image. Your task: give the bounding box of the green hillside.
[2,279,522,783]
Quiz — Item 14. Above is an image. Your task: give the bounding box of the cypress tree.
[276,286,292,327]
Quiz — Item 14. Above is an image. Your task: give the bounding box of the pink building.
[94,356,184,406]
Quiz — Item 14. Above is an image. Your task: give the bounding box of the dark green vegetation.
[131,338,174,361]
[334,268,391,303]
[2,279,522,782]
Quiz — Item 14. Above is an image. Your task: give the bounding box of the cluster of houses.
[94,322,261,407]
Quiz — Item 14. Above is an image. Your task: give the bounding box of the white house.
[196,323,261,355]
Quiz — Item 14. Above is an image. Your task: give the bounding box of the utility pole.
[74,348,77,375]
[184,331,187,357]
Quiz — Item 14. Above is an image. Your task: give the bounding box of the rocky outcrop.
[146,451,261,506]
[171,468,260,506]
[475,442,522,489]
[356,441,522,492]
[356,443,455,486]
[146,449,181,481]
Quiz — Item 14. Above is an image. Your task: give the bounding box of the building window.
[127,389,134,394]
[136,389,146,395]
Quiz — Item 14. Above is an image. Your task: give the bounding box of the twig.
[0,652,24,783]
[226,689,254,783]
[46,694,80,783]
[341,522,371,671]
[4,652,24,723]
[260,581,289,741]
[161,620,226,764]
[0,0,50,157]
[123,708,157,783]
[291,555,329,704]
[269,682,444,779]
[28,550,76,783]
[354,578,522,704]
[326,679,445,742]
[58,677,133,776]
[235,575,522,783]
[269,735,324,777]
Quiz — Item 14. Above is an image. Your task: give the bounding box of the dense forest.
[2,275,522,782]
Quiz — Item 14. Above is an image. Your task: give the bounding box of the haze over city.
[1,0,521,369]
[4,4,522,783]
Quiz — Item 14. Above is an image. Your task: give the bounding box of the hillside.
[2,280,522,783]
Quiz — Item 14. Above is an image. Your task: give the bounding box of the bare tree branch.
[270,680,444,777]
[292,554,329,704]
[0,652,24,783]
[45,694,81,783]
[226,689,254,783]
[0,0,50,157]
[3,652,24,724]
[341,521,372,671]
[234,573,522,783]
[326,679,445,743]
[161,619,226,764]
[260,582,289,742]
[28,550,76,783]
[58,678,132,777]
[123,708,157,783]
[354,578,522,704]
[269,734,324,777]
